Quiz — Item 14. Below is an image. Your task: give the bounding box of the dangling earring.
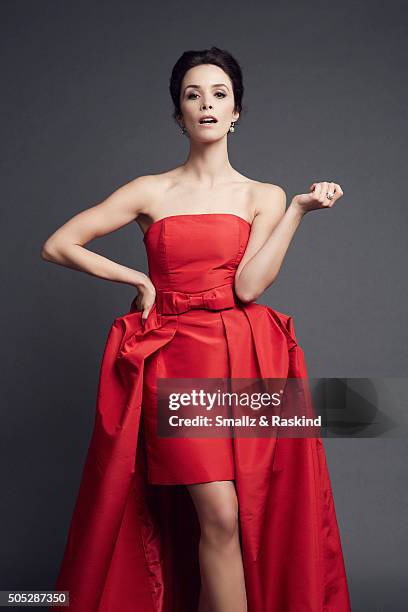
[229,121,236,133]
[180,124,187,136]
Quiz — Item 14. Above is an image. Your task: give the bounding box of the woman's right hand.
[291,181,344,215]
[133,278,157,325]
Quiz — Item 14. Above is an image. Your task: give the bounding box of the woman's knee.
[187,481,240,545]
[201,503,239,544]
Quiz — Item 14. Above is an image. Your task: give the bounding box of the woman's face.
[178,63,239,141]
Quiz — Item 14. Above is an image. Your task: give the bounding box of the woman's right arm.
[41,175,155,292]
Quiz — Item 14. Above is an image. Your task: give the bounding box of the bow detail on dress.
[155,282,239,315]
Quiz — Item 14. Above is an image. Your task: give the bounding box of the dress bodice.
[143,213,251,293]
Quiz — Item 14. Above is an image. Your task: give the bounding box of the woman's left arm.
[234,181,344,302]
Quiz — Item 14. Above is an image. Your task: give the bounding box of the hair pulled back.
[169,46,245,124]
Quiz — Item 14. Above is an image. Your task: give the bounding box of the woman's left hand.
[291,181,344,215]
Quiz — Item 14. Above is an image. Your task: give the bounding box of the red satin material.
[156,282,238,314]
[51,214,351,611]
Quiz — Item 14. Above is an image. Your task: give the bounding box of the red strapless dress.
[51,213,351,611]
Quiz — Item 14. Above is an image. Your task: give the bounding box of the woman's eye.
[187,92,226,99]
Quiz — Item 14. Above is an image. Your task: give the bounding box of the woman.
[43,47,351,612]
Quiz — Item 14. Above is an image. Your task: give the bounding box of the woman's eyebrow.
[184,83,230,92]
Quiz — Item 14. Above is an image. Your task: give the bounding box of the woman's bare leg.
[186,480,247,612]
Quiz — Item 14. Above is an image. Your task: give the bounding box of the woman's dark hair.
[169,46,245,125]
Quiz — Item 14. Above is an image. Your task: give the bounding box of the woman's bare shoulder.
[231,172,285,197]
[127,169,183,231]
[125,172,165,196]
[248,179,286,210]
[129,170,286,221]
[247,177,286,198]
[126,168,182,202]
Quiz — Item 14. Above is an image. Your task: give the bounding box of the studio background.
[1,1,407,610]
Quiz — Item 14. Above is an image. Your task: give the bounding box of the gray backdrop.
[1,0,407,610]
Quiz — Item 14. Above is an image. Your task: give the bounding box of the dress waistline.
[155,282,239,315]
